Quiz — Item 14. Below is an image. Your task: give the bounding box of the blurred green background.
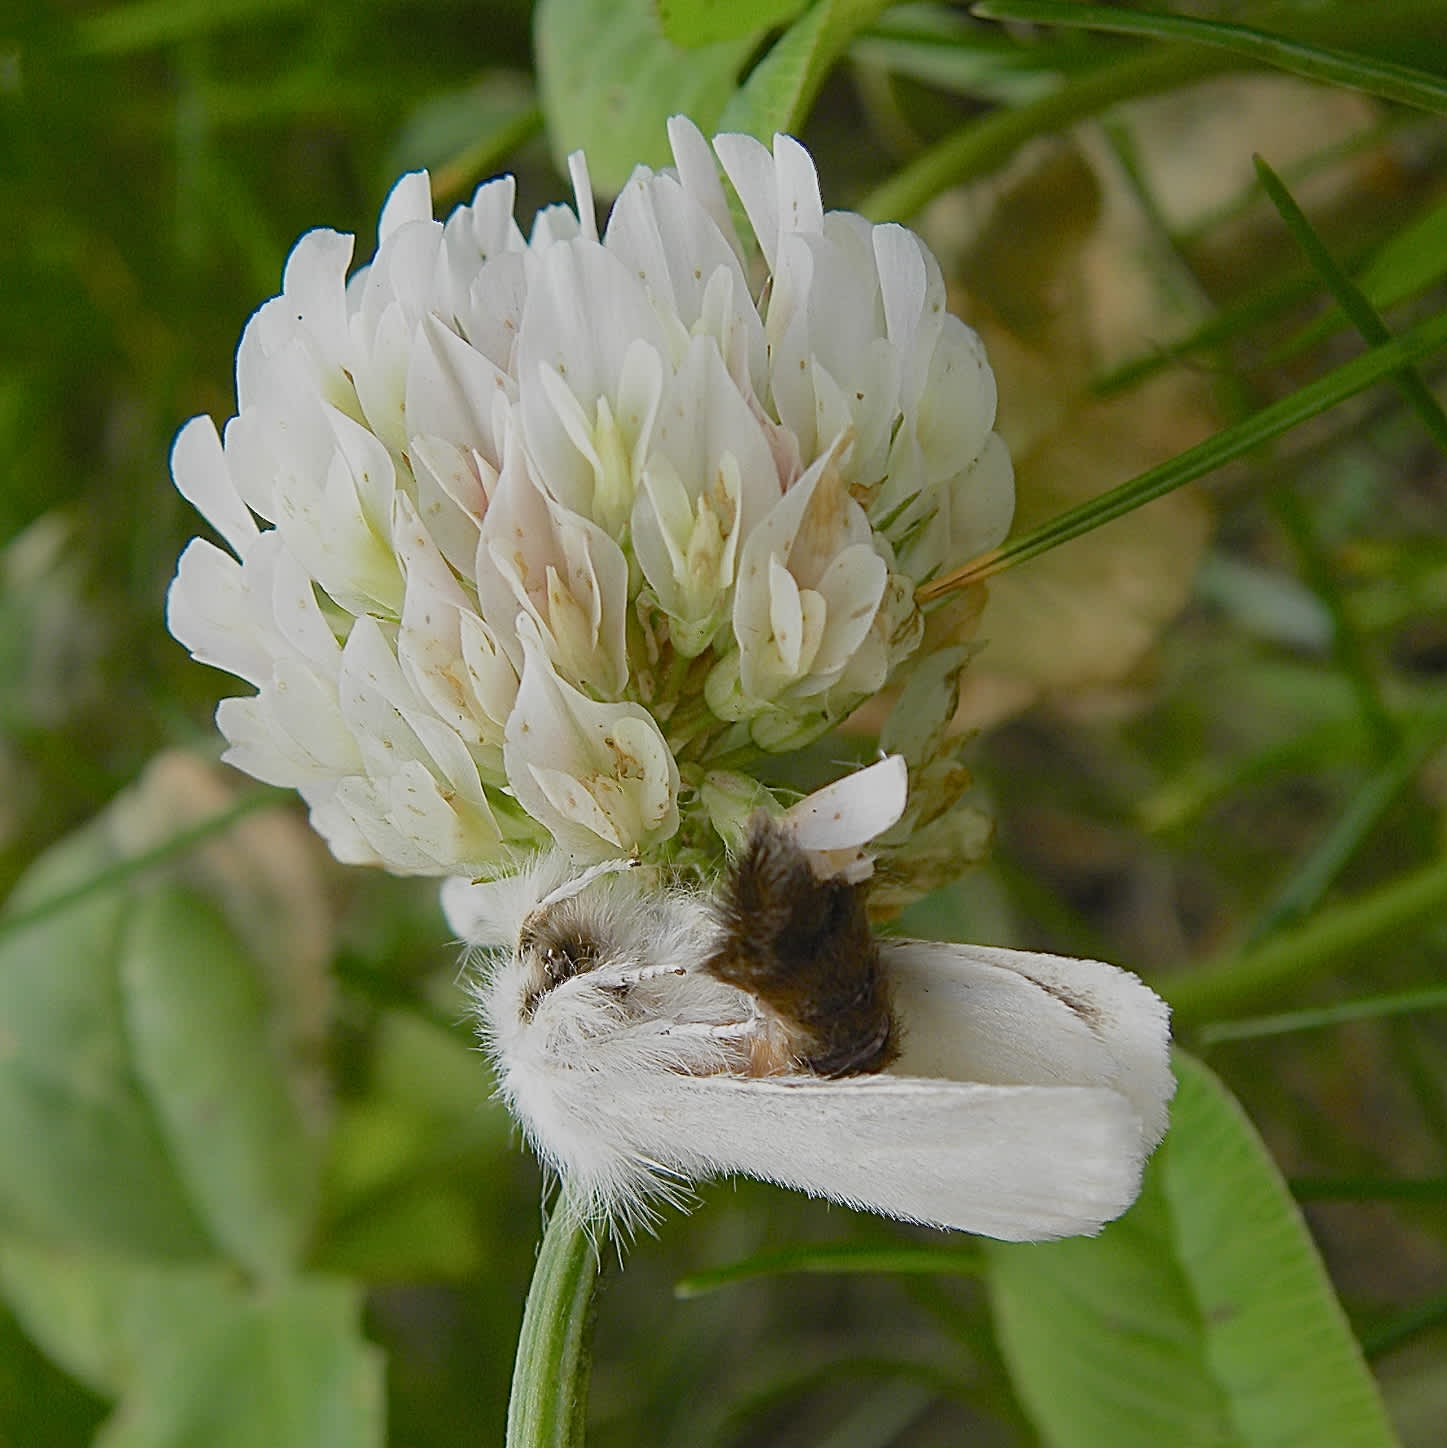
[3,2,1447,1444]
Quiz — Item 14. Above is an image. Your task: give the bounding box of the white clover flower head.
[168,117,1012,877]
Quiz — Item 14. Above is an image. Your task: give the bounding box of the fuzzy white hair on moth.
[451,817,1174,1241]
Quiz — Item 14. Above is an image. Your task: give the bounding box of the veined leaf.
[0,1247,383,1447]
[720,0,895,138]
[121,887,320,1282]
[658,0,808,48]
[535,0,755,194]
[0,824,212,1261]
[988,1052,1400,1448]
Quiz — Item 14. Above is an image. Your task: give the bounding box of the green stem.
[506,1202,600,1448]
[1269,487,1399,763]
[973,1,1447,116]
[1243,702,1447,944]
[0,788,287,940]
[1291,1175,1447,1203]
[918,308,1447,598]
[862,43,1218,221]
[1253,155,1447,454]
[1166,854,1447,1026]
[1362,1287,1447,1358]
[1198,983,1447,1045]
[862,1,1447,221]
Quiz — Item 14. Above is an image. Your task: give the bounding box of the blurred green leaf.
[70,0,305,55]
[853,8,1098,104]
[988,1052,1401,1448]
[387,73,542,202]
[1168,853,1447,1025]
[534,0,755,193]
[1355,193,1447,314]
[1200,984,1447,1045]
[0,825,212,1262]
[314,1183,482,1281]
[120,886,320,1282]
[658,0,808,49]
[720,0,894,138]
[0,1245,382,1445]
[97,1270,383,1448]
[0,1240,156,1398]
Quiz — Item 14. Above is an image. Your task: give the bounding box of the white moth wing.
[623,1071,1148,1241]
[884,939,1174,1149]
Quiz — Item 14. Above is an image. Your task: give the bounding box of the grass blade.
[973,1,1447,115]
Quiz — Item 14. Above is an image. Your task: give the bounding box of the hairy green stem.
[506,1204,600,1448]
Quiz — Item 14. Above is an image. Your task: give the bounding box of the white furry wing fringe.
[459,844,1175,1240]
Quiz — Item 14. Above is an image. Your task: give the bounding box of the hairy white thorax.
[463,854,771,1226]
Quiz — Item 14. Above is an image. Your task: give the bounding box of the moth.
[450,816,1173,1241]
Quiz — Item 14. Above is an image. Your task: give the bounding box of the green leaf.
[1199,984,1447,1046]
[0,1239,154,1397]
[1168,854,1447,1026]
[720,0,895,139]
[987,1052,1401,1448]
[313,1182,482,1282]
[0,1245,382,1447]
[388,74,542,202]
[535,0,755,195]
[658,0,808,49]
[98,1270,383,1448]
[1356,195,1447,314]
[862,4,1447,221]
[120,886,320,1282]
[854,8,1110,104]
[0,824,212,1261]
[70,0,304,55]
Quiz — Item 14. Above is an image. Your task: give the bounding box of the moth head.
[471,853,714,1032]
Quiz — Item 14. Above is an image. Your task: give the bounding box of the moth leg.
[609,963,688,986]
[593,963,689,1003]
[660,1019,756,1041]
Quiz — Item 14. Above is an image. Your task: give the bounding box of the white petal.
[782,755,908,852]
[407,314,510,459]
[566,150,599,243]
[666,114,743,264]
[712,132,781,269]
[167,538,269,687]
[378,171,435,242]
[503,621,679,856]
[170,416,258,558]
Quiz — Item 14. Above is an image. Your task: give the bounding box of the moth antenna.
[535,854,639,913]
